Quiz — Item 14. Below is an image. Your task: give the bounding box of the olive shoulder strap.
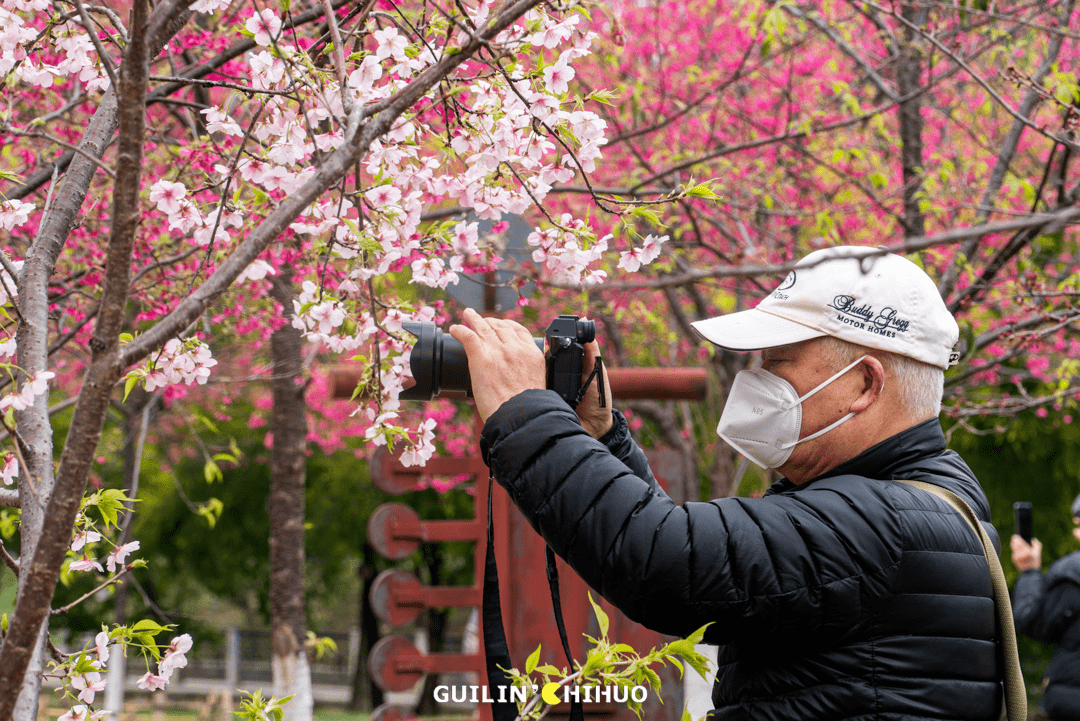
[896,479,1027,721]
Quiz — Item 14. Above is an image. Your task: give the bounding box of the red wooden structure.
[335,366,709,721]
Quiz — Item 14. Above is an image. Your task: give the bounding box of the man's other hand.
[448,308,545,422]
[577,338,614,439]
[1010,534,1043,572]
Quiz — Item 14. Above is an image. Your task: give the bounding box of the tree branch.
[585,206,1080,291]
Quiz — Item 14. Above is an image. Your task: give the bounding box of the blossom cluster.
[134,338,219,392]
[136,634,193,692]
[0,370,53,412]
[528,214,611,286]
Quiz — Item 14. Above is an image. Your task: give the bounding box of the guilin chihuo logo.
[828,294,910,338]
[772,271,796,300]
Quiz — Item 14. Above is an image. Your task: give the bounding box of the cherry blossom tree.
[3,0,1080,718]
[0,0,640,716]
[513,0,1080,497]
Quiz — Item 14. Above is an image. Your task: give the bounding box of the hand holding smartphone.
[1014,502,1033,543]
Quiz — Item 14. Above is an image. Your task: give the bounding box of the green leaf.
[137,633,158,653]
[628,207,666,227]
[581,648,608,677]
[131,619,168,634]
[687,622,712,644]
[643,665,662,692]
[588,592,610,639]
[197,498,224,529]
[204,458,222,484]
[526,643,541,675]
[584,89,620,105]
[684,182,720,200]
[123,376,139,402]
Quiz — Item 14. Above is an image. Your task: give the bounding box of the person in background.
[1011,494,1080,720]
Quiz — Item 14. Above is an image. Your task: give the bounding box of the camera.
[399,315,596,407]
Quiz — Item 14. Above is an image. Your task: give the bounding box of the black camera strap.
[573,355,606,410]
[483,471,517,721]
[546,545,585,721]
[482,361,603,721]
[483,470,585,721]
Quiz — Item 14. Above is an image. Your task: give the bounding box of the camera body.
[399,315,595,407]
[544,315,596,406]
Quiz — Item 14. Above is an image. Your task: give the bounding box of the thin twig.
[4,127,117,178]
[0,537,18,574]
[322,0,353,116]
[46,640,67,664]
[51,564,135,615]
[148,74,299,98]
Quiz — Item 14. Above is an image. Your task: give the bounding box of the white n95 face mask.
[717,356,868,469]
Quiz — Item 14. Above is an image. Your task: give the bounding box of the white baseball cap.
[691,246,960,369]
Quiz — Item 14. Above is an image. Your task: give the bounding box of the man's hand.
[1010,534,1043,572]
[577,339,614,439]
[448,308,545,422]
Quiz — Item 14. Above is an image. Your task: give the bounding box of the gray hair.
[815,336,944,421]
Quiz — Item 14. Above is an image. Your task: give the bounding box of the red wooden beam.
[329,366,708,402]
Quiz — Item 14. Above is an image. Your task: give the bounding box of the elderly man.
[450,246,1005,720]
[1010,496,1080,719]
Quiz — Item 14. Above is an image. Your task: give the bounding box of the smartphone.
[1014,502,1033,543]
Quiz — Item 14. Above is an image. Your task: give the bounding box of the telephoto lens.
[398,321,545,401]
[398,322,472,400]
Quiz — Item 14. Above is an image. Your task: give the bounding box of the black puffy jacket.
[1014,552,1080,719]
[480,390,1004,721]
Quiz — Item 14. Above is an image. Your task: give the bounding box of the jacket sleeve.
[1014,568,1080,644]
[480,390,901,646]
[597,408,664,496]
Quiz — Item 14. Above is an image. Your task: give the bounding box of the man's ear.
[849,355,885,414]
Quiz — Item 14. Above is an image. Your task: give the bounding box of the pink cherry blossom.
[70,530,101,552]
[236,260,277,284]
[105,541,140,573]
[0,454,16,486]
[200,107,243,137]
[374,27,408,62]
[190,0,230,13]
[136,672,168,692]
[94,631,110,664]
[542,60,575,95]
[245,9,281,47]
[364,185,402,209]
[158,633,192,679]
[148,181,187,216]
[70,558,103,573]
[71,670,106,704]
[0,199,34,230]
[57,705,105,721]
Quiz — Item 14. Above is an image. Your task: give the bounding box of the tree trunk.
[268,267,313,721]
[350,544,383,712]
[895,3,928,238]
[11,168,62,721]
